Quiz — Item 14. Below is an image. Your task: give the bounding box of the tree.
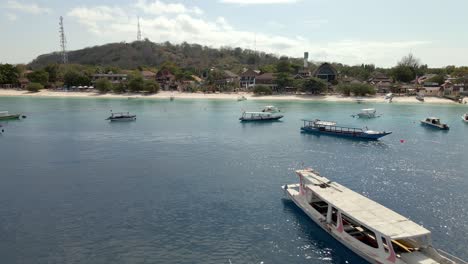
[44,64,59,83]
[144,80,160,93]
[128,75,145,92]
[26,82,43,92]
[63,70,91,87]
[253,85,272,95]
[274,72,293,92]
[391,65,415,83]
[276,57,292,73]
[27,70,49,86]
[112,82,126,94]
[398,53,420,69]
[301,77,327,94]
[95,78,112,93]
[337,83,376,96]
[0,63,20,84]
[426,75,445,85]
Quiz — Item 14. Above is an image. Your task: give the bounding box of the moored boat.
[0,111,21,121]
[106,112,136,122]
[462,114,468,123]
[237,95,247,101]
[420,117,449,130]
[239,111,283,122]
[352,108,380,118]
[416,94,425,102]
[283,168,466,264]
[261,105,281,113]
[301,119,391,140]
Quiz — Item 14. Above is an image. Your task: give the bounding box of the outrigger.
[283,168,466,264]
[301,119,391,140]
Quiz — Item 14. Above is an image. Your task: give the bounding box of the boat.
[352,108,380,118]
[462,114,468,123]
[261,105,281,113]
[106,112,136,122]
[239,111,283,122]
[301,119,391,140]
[170,95,175,101]
[237,95,247,101]
[0,111,21,120]
[416,94,425,102]
[356,98,365,104]
[420,117,449,130]
[385,93,393,100]
[282,168,466,264]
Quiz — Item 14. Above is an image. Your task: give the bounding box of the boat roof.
[244,111,273,114]
[361,108,375,111]
[297,169,431,239]
[427,117,440,120]
[302,119,337,126]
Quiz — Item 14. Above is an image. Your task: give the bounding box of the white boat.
[416,94,425,102]
[239,111,283,122]
[237,95,247,101]
[283,168,466,264]
[106,112,136,122]
[462,114,468,123]
[385,93,393,103]
[0,111,22,120]
[353,108,379,118]
[261,105,280,113]
[420,117,449,130]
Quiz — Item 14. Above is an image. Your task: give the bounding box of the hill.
[29,40,302,72]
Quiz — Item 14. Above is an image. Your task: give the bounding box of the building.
[156,69,177,90]
[416,74,437,85]
[368,73,393,93]
[239,69,259,89]
[422,82,441,96]
[214,70,240,89]
[255,72,278,91]
[313,63,337,82]
[141,70,156,81]
[92,72,127,84]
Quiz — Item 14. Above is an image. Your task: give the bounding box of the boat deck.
[297,169,430,239]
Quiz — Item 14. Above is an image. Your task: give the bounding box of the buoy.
[400,139,405,143]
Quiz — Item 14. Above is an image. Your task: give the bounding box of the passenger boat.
[237,96,247,101]
[301,119,391,140]
[420,117,449,130]
[0,111,22,120]
[239,111,283,122]
[352,108,380,118]
[261,105,281,113]
[106,112,136,122]
[416,94,424,102]
[283,168,466,264]
[461,114,468,123]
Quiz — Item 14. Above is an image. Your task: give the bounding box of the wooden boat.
[301,119,391,140]
[239,111,283,122]
[462,114,468,123]
[106,112,136,122]
[0,111,21,120]
[283,168,466,264]
[420,117,449,130]
[352,108,380,118]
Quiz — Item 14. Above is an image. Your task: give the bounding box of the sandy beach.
[0,89,462,104]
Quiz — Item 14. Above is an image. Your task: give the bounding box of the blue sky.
[1,0,467,67]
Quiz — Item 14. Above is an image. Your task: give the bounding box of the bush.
[27,70,49,86]
[128,75,145,92]
[95,78,113,93]
[144,80,160,93]
[253,85,273,95]
[112,82,126,94]
[300,77,327,94]
[26,82,43,92]
[337,83,376,96]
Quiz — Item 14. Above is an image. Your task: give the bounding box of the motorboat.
[237,95,247,101]
[462,114,468,123]
[261,105,281,113]
[282,168,466,264]
[0,111,22,120]
[352,108,380,118]
[301,119,391,140]
[239,111,283,122]
[106,112,136,122]
[420,117,449,130]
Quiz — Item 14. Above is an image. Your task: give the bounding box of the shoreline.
[0,89,462,104]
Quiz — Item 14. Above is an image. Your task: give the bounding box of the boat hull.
[239,115,283,122]
[0,114,21,120]
[108,117,136,122]
[301,127,391,140]
[420,121,449,130]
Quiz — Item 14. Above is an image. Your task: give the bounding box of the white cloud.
[135,0,203,15]
[4,0,51,14]
[6,13,18,21]
[67,1,429,67]
[220,0,300,4]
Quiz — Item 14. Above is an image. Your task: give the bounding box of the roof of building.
[297,169,430,239]
[223,70,239,78]
[240,69,260,77]
[313,63,338,76]
[256,72,275,80]
[141,70,156,77]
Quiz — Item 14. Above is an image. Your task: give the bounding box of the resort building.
[141,70,156,81]
[368,73,393,93]
[255,72,278,91]
[422,82,442,96]
[239,69,260,89]
[313,63,337,82]
[92,72,127,84]
[214,70,240,89]
[156,69,177,90]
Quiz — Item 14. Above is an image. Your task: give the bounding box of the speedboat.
[261,105,281,113]
[239,111,283,122]
[283,168,465,264]
[301,119,391,140]
[420,117,449,130]
[352,108,379,118]
[461,114,468,123]
[106,112,136,122]
[0,111,22,120]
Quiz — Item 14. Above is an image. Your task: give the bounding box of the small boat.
[106,112,136,122]
[239,111,283,122]
[170,95,175,101]
[462,113,468,123]
[355,98,365,104]
[283,168,465,264]
[416,94,425,102]
[301,119,391,140]
[261,105,281,113]
[352,108,380,118]
[0,111,21,120]
[385,93,393,100]
[237,95,247,101]
[420,117,449,130]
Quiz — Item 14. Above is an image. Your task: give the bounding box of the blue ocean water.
[0,96,467,264]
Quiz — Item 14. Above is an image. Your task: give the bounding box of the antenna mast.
[59,16,68,64]
[137,16,142,41]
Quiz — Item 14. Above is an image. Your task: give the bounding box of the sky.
[0,0,467,67]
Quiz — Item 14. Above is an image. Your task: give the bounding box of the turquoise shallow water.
[0,96,467,264]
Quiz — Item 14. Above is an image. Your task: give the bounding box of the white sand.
[0,89,460,104]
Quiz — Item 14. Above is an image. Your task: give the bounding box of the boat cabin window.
[308,194,328,217]
[341,213,379,249]
[391,237,424,254]
[381,237,389,253]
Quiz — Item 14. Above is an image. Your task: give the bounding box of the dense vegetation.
[336,83,376,96]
